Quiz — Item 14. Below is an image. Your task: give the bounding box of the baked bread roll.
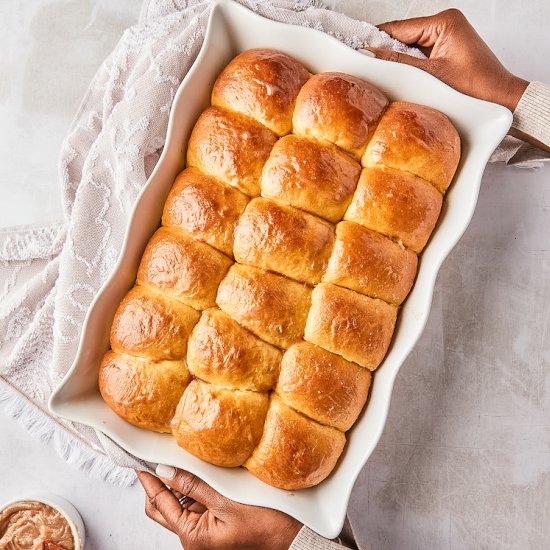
[245,394,346,490]
[187,308,281,391]
[100,48,461,490]
[216,264,312,348]
[276,342,371,431]
[187,106,277,196]
[345,166,443,253]
[293,72,389,159]
[234,197,335,284]
[305,283,397,370]
[323,221,418,305]
[260,135,361,223]
[172,380,269,467]
[110,286,199,361]
[212,48,310,136]
[137,227,232,310]
[99,351,191,433]
[362,101,461,193]
[162,167,248,257]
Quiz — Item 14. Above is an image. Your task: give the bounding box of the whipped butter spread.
[0,501,75,550]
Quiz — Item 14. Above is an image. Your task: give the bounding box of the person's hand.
[136,467,302,550]
[367,9,528,112]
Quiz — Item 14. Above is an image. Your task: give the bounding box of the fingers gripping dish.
[99,48,461,490]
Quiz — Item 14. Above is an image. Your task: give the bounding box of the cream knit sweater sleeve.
[289,527,355,550]
[513,81,550,146]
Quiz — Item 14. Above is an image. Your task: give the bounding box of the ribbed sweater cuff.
[513,81,550,146]
[289,526,346,549]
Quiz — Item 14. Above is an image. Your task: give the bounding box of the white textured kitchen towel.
[1,0,548,490]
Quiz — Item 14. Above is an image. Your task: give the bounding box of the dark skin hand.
[136,11,548,550]
[136,468,302,550]
[367,9,550,153]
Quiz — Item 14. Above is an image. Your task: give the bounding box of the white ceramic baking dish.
[49,0,512,538]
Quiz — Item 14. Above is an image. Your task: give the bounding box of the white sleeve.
[513,81,550,145]
[491,81,550,166]
[289,526,351,550]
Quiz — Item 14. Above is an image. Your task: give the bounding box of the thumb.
[378,15,441,47]
[365,48,430,71]
[156,465,230,514]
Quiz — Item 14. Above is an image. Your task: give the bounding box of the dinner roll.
[216,264,312,348]
[293,72,388,159]
[344,166,443,253]
[323,221,418,305]
[137,227,232,310]
[171,380,269,467]
[362,101,461,193]
[162,167,248,257]
[187,308,282,391]
[99,351,191,433]
[212,48,310,136]
[260,135,361,222]
[244,394,346,490]
[304,283,397,370]
[186,106,277,196]
[276,342,371,431]
[110,286,200,361]
[233,198,335,285]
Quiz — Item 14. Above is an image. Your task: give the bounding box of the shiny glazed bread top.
[99,48,461,490]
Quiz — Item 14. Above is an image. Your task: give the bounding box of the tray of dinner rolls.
[50,0,511,538]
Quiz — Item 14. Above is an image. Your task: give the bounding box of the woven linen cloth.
[1,0,549,490]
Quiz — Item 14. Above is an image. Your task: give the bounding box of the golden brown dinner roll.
[292,72,388,159]
[344,166,443,253]
[216,264,312,348]
[110,286,200,361]
[244,394,346,490]
[137,227,232,310]
[233,198,335,285]
[323,221,418,305]
[304,283,397,370]
[212,48,310,136]
[276,342,371,431]
[162,167,248,257]
[99,351,191,433]
[187,308,282,391]
[171,380,269,467]
[362,101,461,193]
[260,135,361,223]
[186,106,277,196]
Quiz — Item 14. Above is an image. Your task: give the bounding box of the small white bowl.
[0,493,85,549]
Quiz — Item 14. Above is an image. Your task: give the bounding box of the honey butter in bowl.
[0,494,85,550]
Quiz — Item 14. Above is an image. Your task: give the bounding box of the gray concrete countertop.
[1,1,549,549]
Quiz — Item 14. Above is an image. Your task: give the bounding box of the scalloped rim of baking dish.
[49,0,512,539]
